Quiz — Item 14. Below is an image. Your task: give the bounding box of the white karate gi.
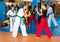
[7,10,16,32]
[12,8,28,37]
[47,7,58,27]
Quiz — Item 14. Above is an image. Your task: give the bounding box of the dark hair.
[10,4,14,9]
[43,3,47,7]
[11,4,14,7]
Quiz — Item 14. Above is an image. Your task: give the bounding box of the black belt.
[48,13,53,14]
[50,13,53,14]
[9,15,16,17]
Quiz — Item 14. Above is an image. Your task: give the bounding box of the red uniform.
[36,10,52,38]
[26,14,38,26]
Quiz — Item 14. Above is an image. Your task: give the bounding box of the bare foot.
[23,36,28,38]
[49,36,53,39]
[35,37,40,39]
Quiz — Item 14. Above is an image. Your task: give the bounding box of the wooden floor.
[0,32,60,42]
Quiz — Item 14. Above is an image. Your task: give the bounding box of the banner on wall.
[0,2,5,22]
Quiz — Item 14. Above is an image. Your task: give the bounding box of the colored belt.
[17,15,24,25]
[47,13,53,18]
[9,15,16,17]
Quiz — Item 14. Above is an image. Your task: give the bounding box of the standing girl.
[36,4,52,39]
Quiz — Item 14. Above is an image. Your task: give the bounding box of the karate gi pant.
[12,17,28,37]
[10,17,15,32]
[26,14,38,26]
[48,14,58,27]
[36,18,52,38]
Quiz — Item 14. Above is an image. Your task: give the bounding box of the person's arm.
[47,7,53,14]
[24,11,27,17]
[27,11,31,17]
[6,11,11,18]
[17,9,24,17]
[37,11,42,16]
[36,9,42,16]
[24,9,29,17]
[47,7,53,16]
[14,11,17,16]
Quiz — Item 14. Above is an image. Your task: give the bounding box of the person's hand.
[36,9,38,12]
[8,16,11,18]
[25,9,28,13]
